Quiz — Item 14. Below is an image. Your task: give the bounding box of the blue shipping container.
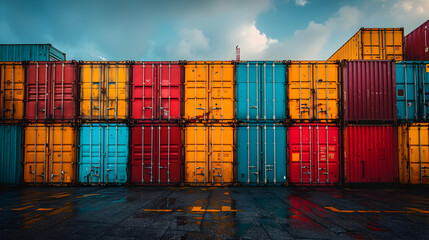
[236,62,286,122]
[0,44,66,61]
[79,124,128,185]
[0,125,22,185]
[396,62,429,121]
[237,123,287,185]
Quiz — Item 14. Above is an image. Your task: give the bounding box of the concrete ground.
[0,186,428,239]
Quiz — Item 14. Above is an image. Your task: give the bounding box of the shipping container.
[26,61,78,122]
[0,62,25,122]
[131,62,182,121]
[344,125,398,183]
[0,125,22,185]
[236,123,286,185]
[184,123,234,185]
[79,62,129,121]
[184,61,235,122]
[78,123,128,185]
[130,123,181,185]
[236,61,286,122]
[23,124,76,185]
[396,62,429,121]
[398,123,429,184]
[342,61,397,122]
[0,44,66,61]
[288,61,341,121]
[288,124,340,186]
[404,20,429,61]
[329,28,404,61]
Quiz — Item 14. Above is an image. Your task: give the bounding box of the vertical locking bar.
[379,30,382,60]
[151,64,154,119]
[106,64,110,120]
[168,63,171,120]
[167,124,170,183]
[115,125,118,183]
[159,63,162,120]
[414,64,418,120]
[98,124,101,184]
[419,125,422,184]
[263,63,267,120]
[299,63,302,120]
[221,62,223,120]
[273,63,275,120]
[256,63,259,121]
[52,63,56,120]
[115,63,118,120]
[299,125,302,184]
[264,125,267,184]
[150,124,153,183]
[158,124,161,183]
[221,125,224,184]
[34,125,37,184]
[60,126,64,184]
[89,125,92,183]
[211,63,214,121]
[370,29,373,59]
[204,63,206,121]
[89,64,93,119]
[194,125,197,183]
[273,124,276,184]
[61,63,65,120]
[194,63,197,120]
[315,63,318,120]
[325,63,329,120]
[422,64,426,120]
[36,63,39,121]
[316,125,320,183]
[50,125,54,183]
[256,124,260,184]
[247,125,250,184]
[100,65,103,120]
[326,125,329,183]
[404,64,408,120]
[211,125,214,183]
[309,125,312,184]
[142,63,145,120]
[106,124,109,183]
[247,63,249,120]
[308,63,312,119]
[142,124,144,184]
[44,63,48,120]
[43,125,47,184]
[393,29,396,60]
[204,125,206,184]
[384,29,387,59]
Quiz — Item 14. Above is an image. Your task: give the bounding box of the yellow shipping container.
[184,123,234,185]
[23,124,77,185]
[329,28,403,61]
[398,123,429,184]
[184,61,235,121]
[288,61,340,120]
[79,62,129,120]
[0,62,25,121]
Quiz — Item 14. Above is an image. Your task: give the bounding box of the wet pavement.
[0,187,429,239]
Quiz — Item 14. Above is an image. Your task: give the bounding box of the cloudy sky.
[0,0,427,61]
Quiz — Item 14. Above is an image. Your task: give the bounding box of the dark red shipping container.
[344,125,398,183]
[131,62,182,121]
[405,20,429,61]
[288,123,341,186]
[342,61,397,122]
[26,61,78,122]
[130,123,182,184]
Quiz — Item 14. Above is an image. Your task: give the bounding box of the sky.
[0,0,427,61]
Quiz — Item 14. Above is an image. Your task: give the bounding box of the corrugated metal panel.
[0,125,22,185]
[78,123,128,185]
[0,62,25,122]
[0,44,66,61]
[404,20,429,61]
[79,62,129,121]
[398,123,429,184]
[184,123,234,185]
[26,61,78,122]
[288,61,341,121]
[288,124,340,186]
[130,123,181,185]
[236,61,286,122]
[131,62,182,121]
[23,124,76,185]
[396,62,429,121]
[344,125,398,183]
[342,61,397,122]
[236,123,286,185]
[184,62,235,122]
[329,28,404,61]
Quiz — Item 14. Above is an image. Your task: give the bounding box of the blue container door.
[396,63,418,121]
[236,63,260,121]
[104,124,128,184]
[237,124,287,185]
[0,125,22,185]
[263,63,286,121]
[79,124,104,184]
[420,63,429,120]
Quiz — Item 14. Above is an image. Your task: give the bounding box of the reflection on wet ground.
[0,187,428,239]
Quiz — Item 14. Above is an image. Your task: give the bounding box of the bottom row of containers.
[0,123,428,185]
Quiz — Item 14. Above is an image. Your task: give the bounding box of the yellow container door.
[106,64,128,119]
[0,62,25,120]
[209,62,234,121]
[362,30,382,60]
[24,124,49,183]
[384,30,403,61]
[289,62,311,120]
[50,124,76,184]
[185,124,209,183]
[408,124,429,184]
[80,63,103,120]
[209,125,234,184]
[184,63,209,120]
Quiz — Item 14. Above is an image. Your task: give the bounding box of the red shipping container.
[26,61,78,121]
[131,62,182,121]
[405,20,429,61]
[130,123,182,184]
[288,123,340,185]
[342,61,397,122]
[344,125,398,183]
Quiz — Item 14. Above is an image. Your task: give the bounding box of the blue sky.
[0,0,427,60]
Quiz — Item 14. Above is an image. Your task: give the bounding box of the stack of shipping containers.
[78,62,129,185]
[397,21,429,184]
[287,61,342,186]
[129,62,182,185]
[235,61,287,185]
[330,28,404,184]
[183,62,235,185]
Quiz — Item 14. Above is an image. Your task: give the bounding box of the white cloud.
[166,29,210,59]
[295,0,308,7]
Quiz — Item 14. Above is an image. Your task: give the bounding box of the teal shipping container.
[0,44,65,61]
[236,123,287,185]
[78,124,129,185]
[0,125,22,185]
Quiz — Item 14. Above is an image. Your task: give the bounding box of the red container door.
[131,62,182,121]
[131,123,181,184]
[405,20,429,61]
[345,125,398,183]
[51,62,77,121]
[288,124,340,185]
[26,63,50,121]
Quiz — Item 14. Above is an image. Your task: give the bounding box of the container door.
[289,125,312,184]
[236,63,260,121]
[79,124,104,184]
[0,125,22,184]
[1,63,25,121]
[106,64,127,120]
[80,64,104,120]
[27,63,51,121]
[408,124,429,184]
[396,63,418,121]
[208,125,234,184]
[104,124,128,184]
[49,125,75,184]
[157,124,181,183]
[208,63,234,121]
[261,125,287,184]
[131,63,155,120]
[420,64,429,120]
[184,63,209,121]
[237,125,260,184]
[51,63,76,121]
[185,125,209,183]
[131,124,155,183]
[262,63,286,121]
[312,63,340,120]
[158,63,182,120]
[24,125,49,183]
[289,63,312,120]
